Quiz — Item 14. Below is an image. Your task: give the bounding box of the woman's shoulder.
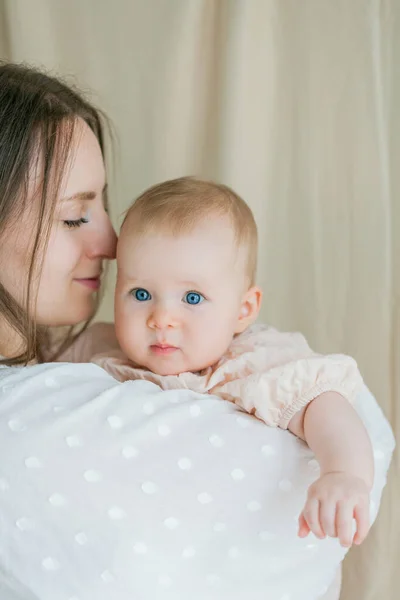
[0,360,123,432]
[0,359,113,390]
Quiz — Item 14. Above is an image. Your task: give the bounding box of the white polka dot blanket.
[0,362,395,600]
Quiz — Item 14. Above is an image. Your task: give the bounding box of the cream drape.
[0,1,398,598]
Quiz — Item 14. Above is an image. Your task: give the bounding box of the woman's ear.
[234,286,262,334]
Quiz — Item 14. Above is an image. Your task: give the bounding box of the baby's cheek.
[200,327,233,365]
[115,311,141,361]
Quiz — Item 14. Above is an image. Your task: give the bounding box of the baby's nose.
[147,306,178,330]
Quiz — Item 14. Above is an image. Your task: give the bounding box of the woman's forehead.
[25,120,105,205]
[59,121,105,200]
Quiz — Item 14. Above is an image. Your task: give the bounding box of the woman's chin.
[37,299,97,327]
[68,299,98,326]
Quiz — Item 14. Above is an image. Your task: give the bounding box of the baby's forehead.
[119,219,237,255]
[117,225,246,282]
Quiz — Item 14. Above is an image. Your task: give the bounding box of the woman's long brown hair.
[0,62,111,365]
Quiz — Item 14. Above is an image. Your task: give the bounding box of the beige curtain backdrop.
[0,1,398,598]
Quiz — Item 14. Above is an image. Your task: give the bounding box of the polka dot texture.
[0,361,394,600]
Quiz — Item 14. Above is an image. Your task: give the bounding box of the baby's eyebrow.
[179,281,204,288]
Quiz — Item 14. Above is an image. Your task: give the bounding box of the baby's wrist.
[320,468,373,490]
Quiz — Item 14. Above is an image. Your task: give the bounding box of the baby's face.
[115,219,253,375]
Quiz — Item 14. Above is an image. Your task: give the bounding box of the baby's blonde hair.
[122,176,258,285]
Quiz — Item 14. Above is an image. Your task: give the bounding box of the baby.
[94,176,374,548]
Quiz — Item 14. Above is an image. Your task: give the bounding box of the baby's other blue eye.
[132,288,151,301]
[184,291,204,305]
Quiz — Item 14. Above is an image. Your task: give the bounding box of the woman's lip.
[74,277,101,290]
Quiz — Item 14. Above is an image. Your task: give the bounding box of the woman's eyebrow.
[61,191,96,202]
[62,184,108,202]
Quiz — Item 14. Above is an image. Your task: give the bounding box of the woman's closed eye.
[62,208,91,229]
[183,291,205,305]
[63,217,90,229]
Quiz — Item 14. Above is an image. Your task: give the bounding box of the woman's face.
[0,120,117,329]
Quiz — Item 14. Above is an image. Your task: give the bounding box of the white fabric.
[0,362,394,600]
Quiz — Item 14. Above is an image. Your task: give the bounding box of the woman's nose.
[102,221,118,259]
[87,215,117,260]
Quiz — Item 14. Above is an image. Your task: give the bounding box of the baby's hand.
[298,471,370,548]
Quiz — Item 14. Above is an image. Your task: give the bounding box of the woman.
[0,63,394,600]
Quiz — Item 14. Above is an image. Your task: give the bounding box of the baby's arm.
[209,326,374,547]
[288,392,374,547]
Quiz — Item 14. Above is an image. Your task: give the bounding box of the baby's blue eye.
[184,291,204,305]
[132,288,151,301]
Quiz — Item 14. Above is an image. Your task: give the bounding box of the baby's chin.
[142,355,213,377]
[144,361,196,377]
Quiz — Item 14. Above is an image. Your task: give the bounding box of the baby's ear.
[234,286,262,334]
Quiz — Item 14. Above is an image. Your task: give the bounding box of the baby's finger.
[319,500,337,538]
[335,501,354,547]
[353,501,370,545]
[303,498,325,539]
[298,513,311,538]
